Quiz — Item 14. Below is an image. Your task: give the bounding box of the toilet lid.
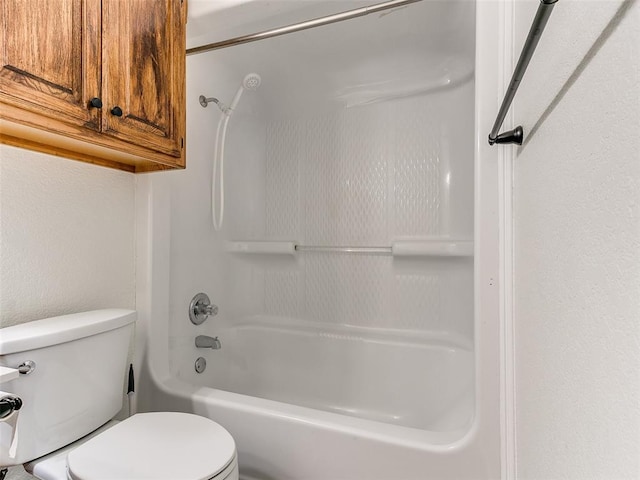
[67,412,236,480]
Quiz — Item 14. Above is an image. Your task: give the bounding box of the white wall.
[0,145,136,327]
[513,1,640,478]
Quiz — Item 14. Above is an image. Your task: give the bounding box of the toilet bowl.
[26,413,238,480]
[0,310,239,480]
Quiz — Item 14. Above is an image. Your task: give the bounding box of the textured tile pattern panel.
[301,107,390,246]
[264,269,301,319]
[394,273,442,331]
[304,253,391,327]
[265,118,300,238]
[259,92,472,334]
[393,101,441,236]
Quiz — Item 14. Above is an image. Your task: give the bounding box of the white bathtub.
[143,324,489,479]
[141,305,498,479]
[183,318,473,432]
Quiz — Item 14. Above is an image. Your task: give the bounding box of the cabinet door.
[0,0,101,129]
[102,0,186,159]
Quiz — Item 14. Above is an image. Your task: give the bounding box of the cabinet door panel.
[0,0,101,129]
[102,0,185,159]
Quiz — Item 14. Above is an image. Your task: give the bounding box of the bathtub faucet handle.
[197,303,218,317]
[189,293,218,325]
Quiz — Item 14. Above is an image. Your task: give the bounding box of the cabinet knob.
[111,106,123,117]
[89,97,102,109]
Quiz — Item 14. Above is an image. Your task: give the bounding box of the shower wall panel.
[167,0,481,436]
[227,81,474,339]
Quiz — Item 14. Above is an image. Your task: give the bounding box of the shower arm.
[199,96,231,114]
[488,0,558,146]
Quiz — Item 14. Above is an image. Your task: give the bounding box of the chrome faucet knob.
[189,293,218,325]
[196,303,218,317]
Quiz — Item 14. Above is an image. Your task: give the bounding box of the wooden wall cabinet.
[0,0,186,173]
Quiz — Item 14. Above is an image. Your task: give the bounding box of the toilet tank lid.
[0,309,136,355]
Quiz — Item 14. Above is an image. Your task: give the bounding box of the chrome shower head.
[242,73,261,91]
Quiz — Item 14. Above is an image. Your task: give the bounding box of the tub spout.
[195,335,221,350]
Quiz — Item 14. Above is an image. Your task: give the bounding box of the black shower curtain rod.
[488,0,558,146]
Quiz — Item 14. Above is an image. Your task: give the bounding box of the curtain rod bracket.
[488,126,523,146]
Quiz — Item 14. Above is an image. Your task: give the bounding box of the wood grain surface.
[0,0,186,172]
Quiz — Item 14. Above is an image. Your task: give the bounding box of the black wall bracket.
[488,126,524,146]
[488,0,557,146]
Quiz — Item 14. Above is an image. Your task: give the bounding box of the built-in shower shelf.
[226,240,473,257]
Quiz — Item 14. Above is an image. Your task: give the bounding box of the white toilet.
[0,309,238,480]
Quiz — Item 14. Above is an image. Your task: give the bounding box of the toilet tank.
[0,309,136,467]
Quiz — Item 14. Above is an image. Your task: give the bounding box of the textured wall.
[513,1,640,478]
[0,145,136,327]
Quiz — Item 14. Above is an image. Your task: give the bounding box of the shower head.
[242,73,261,91]
[228,73,262,113]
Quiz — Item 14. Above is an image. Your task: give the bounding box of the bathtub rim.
[211,313,474,351]
[154,375,478,453]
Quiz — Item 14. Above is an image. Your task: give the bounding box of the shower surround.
[137,1,504,478]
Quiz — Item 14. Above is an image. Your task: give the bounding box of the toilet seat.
[67,412,236,480]
[27,413,237,480]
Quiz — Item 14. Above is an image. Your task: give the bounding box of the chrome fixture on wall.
[194,357,207,373]
[189,293,218,325]
[195,335,221,350]
[199,95,221,108]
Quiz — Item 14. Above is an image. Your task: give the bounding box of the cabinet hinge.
[181,138,184,148]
